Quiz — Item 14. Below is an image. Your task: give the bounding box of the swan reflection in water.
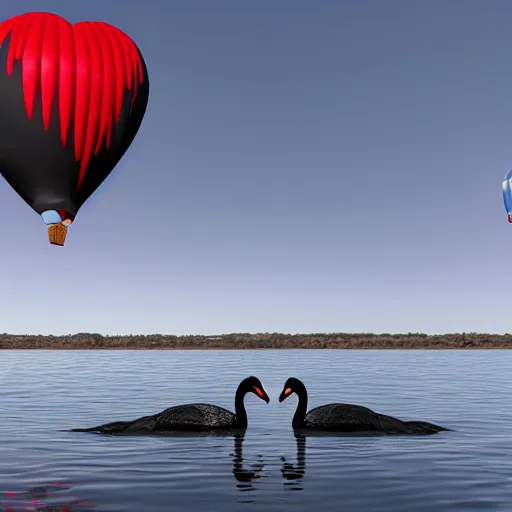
[152,430,267,500]
[231,432,266,502]
[281,432,306,491]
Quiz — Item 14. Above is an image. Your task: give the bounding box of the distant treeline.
[0,332,511,349]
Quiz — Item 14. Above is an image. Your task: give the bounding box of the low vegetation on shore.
[0,332,511,349]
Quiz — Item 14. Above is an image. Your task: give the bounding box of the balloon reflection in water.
[0,482,96,512]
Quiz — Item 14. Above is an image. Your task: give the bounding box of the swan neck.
[293,385,308,428]
[234,387,248,428]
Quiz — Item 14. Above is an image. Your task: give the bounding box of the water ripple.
[0,350,511,511]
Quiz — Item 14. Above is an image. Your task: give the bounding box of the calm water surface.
[0,350,511,511]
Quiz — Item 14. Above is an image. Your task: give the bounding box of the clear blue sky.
[0,0,510,335]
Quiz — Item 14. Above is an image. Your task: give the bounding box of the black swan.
[279,377,449,434]
[72,376,269,434]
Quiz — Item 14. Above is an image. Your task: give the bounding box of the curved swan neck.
[292,383,308,428]
[234,385,248,428]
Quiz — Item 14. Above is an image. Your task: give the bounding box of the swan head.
[240,376,270,403]
[279,377,305,402]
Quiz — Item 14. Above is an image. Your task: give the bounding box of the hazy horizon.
[1,0,512,336]
[1,331,510,336]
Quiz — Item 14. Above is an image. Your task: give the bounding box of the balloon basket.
[48,224,68,246]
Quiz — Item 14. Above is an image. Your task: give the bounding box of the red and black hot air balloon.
[0,12,149,246]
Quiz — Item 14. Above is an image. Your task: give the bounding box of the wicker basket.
[48,224,68,246]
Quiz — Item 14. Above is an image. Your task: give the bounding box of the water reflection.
[231,432,265,499]
[0,482,96,512]
[158,431,267,503]
[281,432,306,491]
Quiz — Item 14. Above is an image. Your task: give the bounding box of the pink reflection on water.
[0,482,96,512]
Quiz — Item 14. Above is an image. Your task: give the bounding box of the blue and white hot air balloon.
[502,169,512,223]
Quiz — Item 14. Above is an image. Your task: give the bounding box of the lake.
[0,350,510,511]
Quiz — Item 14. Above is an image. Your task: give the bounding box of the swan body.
[73,376,269,434]
[279,377,449,435]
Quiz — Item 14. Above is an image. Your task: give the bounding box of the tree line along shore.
[0,332,511,349]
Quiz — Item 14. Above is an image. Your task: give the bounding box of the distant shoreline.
[0,333,511,349]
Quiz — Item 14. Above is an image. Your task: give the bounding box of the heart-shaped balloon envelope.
[0,12,149,245]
